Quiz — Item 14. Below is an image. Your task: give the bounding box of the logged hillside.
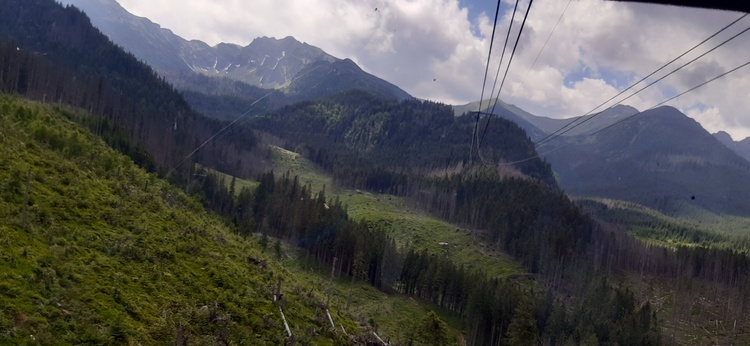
[0,96,373,344]
[0,95,667,345]
[243,90,750,344]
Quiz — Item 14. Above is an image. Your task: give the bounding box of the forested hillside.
[0,0,259,177]
[252,90,555,186]
[0,94,666,345]
[192,156,663,346]
[545,106,750,216]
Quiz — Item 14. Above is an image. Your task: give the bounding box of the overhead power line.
[595,60,750,135]
[470,0,503,162]
[522,0,572,81]
[485,0,521,118]
[167,65,324,176]
[477,0,534,155]
[498,58,750,166]
[535,13,748,145]
[474,0,521,165]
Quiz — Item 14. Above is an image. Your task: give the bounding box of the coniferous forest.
[1,0,750,345]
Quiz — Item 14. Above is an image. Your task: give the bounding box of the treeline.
[408,169,594,276]
[400,250,660,345]
[191,169,399,290]
[188,168,661,345]
[0,0,260,178]
[347,165,750,291]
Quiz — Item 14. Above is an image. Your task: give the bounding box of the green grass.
[269,146,331,194]
[269,146,524,278]
[0,96,359,345]
[197,164,260,194]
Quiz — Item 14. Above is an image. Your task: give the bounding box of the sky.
[114,0,750,140]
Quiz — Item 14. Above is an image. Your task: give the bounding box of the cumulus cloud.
[117,0,750,139]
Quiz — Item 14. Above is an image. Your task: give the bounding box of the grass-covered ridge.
[0,96,361,344]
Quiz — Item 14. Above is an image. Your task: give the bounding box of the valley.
[2,0,750,345]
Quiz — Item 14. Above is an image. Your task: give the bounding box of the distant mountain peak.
[713,130,734,143]
[452,99,642,141]
[713,130,750,163]
[339,58,360,69]
[599,104,639,118]
[545,105,750,216]
[63,0,411,101]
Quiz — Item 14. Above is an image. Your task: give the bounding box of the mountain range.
[58,0,411,113]
[461,100,750,216]
[49,0,750,218]
[2,1,748,344]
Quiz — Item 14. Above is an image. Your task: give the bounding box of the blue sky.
[83,0,750,140]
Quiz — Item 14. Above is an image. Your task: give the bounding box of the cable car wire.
[535,13,748,146]
[497,58,750,166]
[470,0,504,162]
[477,0,534,158]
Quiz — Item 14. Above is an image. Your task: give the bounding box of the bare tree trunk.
[279,307,292,338]
[327,257,337,308]
[326,308,335,330]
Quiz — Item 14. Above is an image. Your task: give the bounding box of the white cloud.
[116,0,750,139]
[495,0,750,139]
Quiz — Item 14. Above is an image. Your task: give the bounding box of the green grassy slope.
[198,164,260,195]
[0,96,360,345]
[270,146,523,278]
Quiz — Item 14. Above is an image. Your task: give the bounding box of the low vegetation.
[0,96,363,344]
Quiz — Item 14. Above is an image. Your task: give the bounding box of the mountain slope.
[714,131,750,162]
[0,96,363,344]
[453,99,548,140]
[59,0,412,103]
[252,91,556,185]
[456,99,750,217]
[453,99,638,141]
[545,106,750,216]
